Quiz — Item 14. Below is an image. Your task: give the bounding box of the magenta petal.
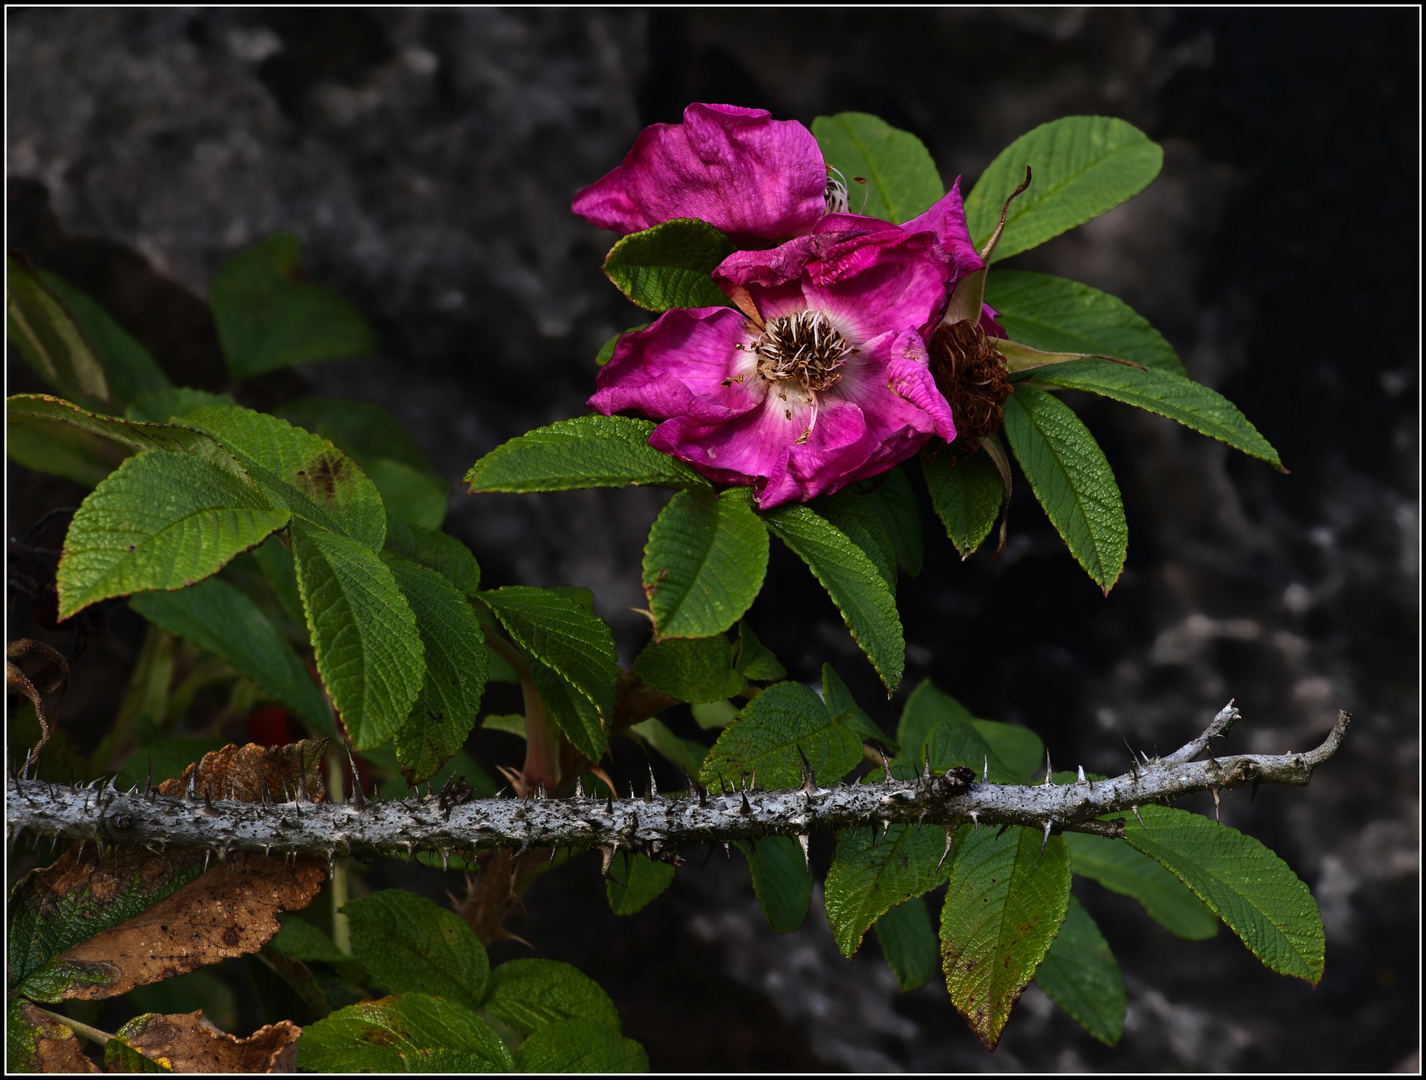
[572,103,826,244]
[979,302,1007,339]
[900,177,983,280]
[589,307,762,424]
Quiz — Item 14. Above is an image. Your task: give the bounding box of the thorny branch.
[6,706,1350,874]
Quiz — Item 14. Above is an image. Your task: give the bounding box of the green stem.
[32,1006,113,1048]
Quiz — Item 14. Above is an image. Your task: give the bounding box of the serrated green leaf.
[737,835,812,934]
[129,575,331,733]
[277,396,449,528]
[269,916,348,964]
[821,663,895,750]
[529,661,608,763]
[897,679,977,764]
[874,897,941,992]
[8,853,209,1001]
[985,269,1186,376]
[479,586,619,726]
[643,488,768,640]
[41,273,171,405]
[762,502,904,693]
[924,715,999,778]
[602,218,735,312]
[384,518,481,596]
[815,488,897,592]
[606,852,675,916]
[343,891,489,1010]
[125,387,236,423]
[290,519,423,750]
[633,634,745,703]
[734,621,786,681]
[6,410,131,486]
[56,450,289,619]
[965,116,1163,261]
[1029,359,1283,469]
[826,821,955,959]
[1003,386,1127,593]
[699,681,862,791]
[296,992,512,1073]
[7,393,242,471]
[387,558,488,784]
[921,444,1003,557]
[513,1018,648,1073]
[465,414,710,494]
[628,717,707,776]
[1123,806,1324,982]
[595,322,651,366]
[7,254,109,409]
[1064,831,1219,939]
[1034,895,1125,1046]
[865,466,923,575]
[940,825,1072,1050]
[812,112,944,224]
[184,404,387,551]
[482,959,621,1036]
[209,233,375,380]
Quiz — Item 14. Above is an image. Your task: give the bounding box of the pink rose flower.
[588,217,977,508]
[572,103,829,245]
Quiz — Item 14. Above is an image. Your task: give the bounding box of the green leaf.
[296,993,513,1073]
[1002,386,1127,594]
[1028,359,1283,469]
[643,488,768,640]
[965,116,1163,261]
[985,269,1186,376]
[184,404,387,551]
[6,410,131,487]
[921,445,1003,557]
[595,323,650,366]
[1123,806,1324,982]
[513,1018,648,1073]
[762,502,905,693]
[606,852,676,916]
[384,518,481,597]
[874,897,941,992]
[826,820,955,958]
[699,681,863,791]
[290,520,423,751]
[940,825,1072,1050]
[1064,831,1219,939]
[277,396,449,528]
[896,679,976,765]
[482,959,620,1035]
[812,112,944,224]
[8,854,209,1001]
[633,634,745,704]
[56,450,290,619]
[690,700,738,730]
[737,836,812,934]
[105,1028,173,1072]
[628,717,707,777]
[387,558,489,784]
[465,414,711,494]
[529,662,608,764]
[7,253,109,409]
[821,663,895,750]
[815,488,897,592]
[41,273,171,405]
[129,576,331,733]
[209,233,375,380]
[734,621,786,682]
[966,718,1045,782]
[269,916,348,964]
[865,466,923,575]
[251,534,307,631]
[479,586,619,727]
[601,218,734,312]
[7,393,241,469]
[125,388,235,423]
[898,684,1044,783]
[343,891,489,1010]
[1033,895,1125,1046]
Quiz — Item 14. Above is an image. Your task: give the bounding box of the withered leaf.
[105,1012,300,1074]
[8,740,328,1004]
[8,1000,101,1073]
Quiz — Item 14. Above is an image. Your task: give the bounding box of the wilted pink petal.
[572,103,827,245]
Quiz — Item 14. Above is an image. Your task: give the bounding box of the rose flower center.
[749,310,855,392]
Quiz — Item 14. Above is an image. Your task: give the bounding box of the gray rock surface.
[7,8,1416,1071]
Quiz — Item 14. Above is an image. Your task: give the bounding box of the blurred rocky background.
[7,8,1416,1071]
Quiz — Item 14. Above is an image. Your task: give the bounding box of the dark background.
[7,9,1418,1071]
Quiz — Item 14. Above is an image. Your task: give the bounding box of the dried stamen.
[750,310,855,392]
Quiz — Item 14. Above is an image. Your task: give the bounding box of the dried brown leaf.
[158,740,328,802]
[12,1002,102,1073]
[110,1011,301,1073]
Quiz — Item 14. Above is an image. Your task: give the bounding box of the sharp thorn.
[575,776,585,798]
[923,748,933,783]
[203,849,212,872]
[328,850,337,880]
[405,841,414,862]
[1132,805,1146,829]
[936,827,954,873]
[994,823,1011,840]
[549,846,558,866]
[345,741,366,810]
[797,832,810,870]
[970,810,980,833]
[1043,749,1054,786]
[879,819,890,841]
[722,842,730,860]
[187,769,198,800]
[606,794,614,815]
[441,848,450,870]
[1077,764,1086,783]
[600,845,616,876]
[700,843,716,869]
[1041,818,1053,853]
[203,790,213,814]
[982,754,989,783]
[1211,787,1221,821]
[916,809,928,833]
[145,757,153,796]
[740,791,752,815]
